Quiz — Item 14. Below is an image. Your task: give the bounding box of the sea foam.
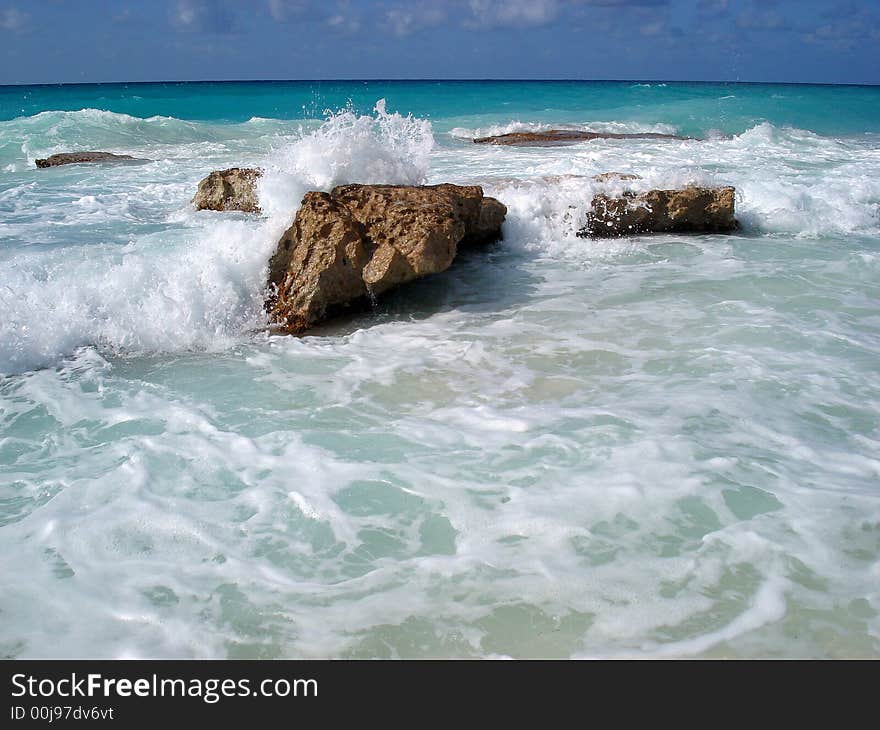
[0,100,436,374]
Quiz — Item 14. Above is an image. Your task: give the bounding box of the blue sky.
[1,0,878,85]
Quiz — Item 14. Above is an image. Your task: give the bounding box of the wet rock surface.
[580,186,737,237]
[592,172,643,182]
[193,167,262,213]
[35,151,141,168]
[473,130,691,146]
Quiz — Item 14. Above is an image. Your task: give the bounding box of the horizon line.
[1,78,878,89]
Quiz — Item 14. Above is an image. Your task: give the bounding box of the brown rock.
[193,168,262,213]
[464,196,508,246]
[35,151,140,168]
[266,184,506,333]
[266,192,373,332]
[473,130,691,146]
[580,186,736,238]
[331,183,481,292]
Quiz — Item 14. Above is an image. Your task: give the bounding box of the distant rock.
[473,130,691,146]
[266,184,507,333]
[592,172,642,183]
[580,186,737,237]
[193,167,262,213]
[35,151,141,168]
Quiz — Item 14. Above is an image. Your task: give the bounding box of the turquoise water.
[1,81,879,658]
[3,80,880,135]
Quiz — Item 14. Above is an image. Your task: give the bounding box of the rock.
[465,196,508,245]
[266,184,506,333]
[330,183,482,293]
[580,186,736,237]
[473,130,691,146]
[266,192,373,333]
[35,151,140,168]
[193,168,262,213]
[592,172,642,182]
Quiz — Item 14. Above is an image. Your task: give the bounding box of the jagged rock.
[330,183,482,293]
[473,130,691,146]
[592,172,642,182]
[580,186,736,237]
[265,192,373,333]
[466,196,508,245]
[35,151,140,168]
[193,168,262,213]
[266,184,506,333]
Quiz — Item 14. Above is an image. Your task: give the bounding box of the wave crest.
[0,100,437,374]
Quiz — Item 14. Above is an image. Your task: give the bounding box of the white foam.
[2,104,880,658]
[449,121,880,244]
[2,114,878,376]
[0,100,437,374]
[261,99,433,198]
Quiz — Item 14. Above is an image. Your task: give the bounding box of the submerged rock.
[35,151,140,168]
[193,167,262,213]
[580,186,736,237]
[266,184,506,333]
[473,130,691,146]
[592,172,642,183]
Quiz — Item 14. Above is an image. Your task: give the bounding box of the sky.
[0,0,878,85]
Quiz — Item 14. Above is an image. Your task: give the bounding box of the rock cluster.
[265,184,506,333]
[580,186,737,237]
[183,165,736,333]
[192,167,262,213]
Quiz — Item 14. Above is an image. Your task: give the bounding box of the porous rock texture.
[473,130,691,146]
[35,151,139,168]
[580,186,736,237]
[193,167,262,213]
[266,184,506,333]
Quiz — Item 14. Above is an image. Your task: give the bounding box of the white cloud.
[574,0,669,6]
[325,3,360,34]
[386,3,448,36]
[803,6,880,49]
[640,19,664,36]
[697,0,729,15]
[1,6,27,31]
[737,8,789,31]
[268,0,310,22]
[174,1,197,27]
[172,0,236,33]
[466,0,560,29]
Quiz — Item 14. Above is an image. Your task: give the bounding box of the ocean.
[1,80,878,658]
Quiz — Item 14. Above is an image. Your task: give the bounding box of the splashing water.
[0,99,437,374]
[258,99,433,218]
